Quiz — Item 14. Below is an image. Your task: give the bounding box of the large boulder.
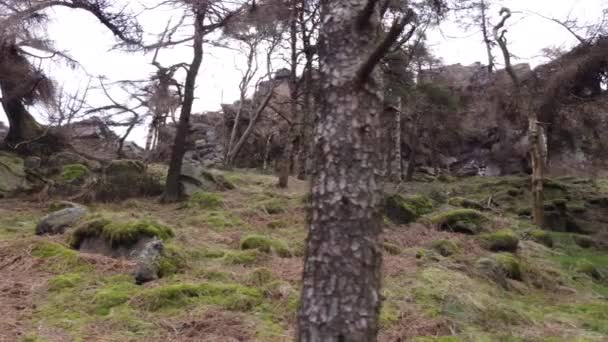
[0,151,31,197]
[180,159,235,197]
[36,207,88,235]
[69,218,174,258]
[95,160,163,201]
[47,151,101,172]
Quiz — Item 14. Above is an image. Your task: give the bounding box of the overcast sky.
[0,0,605,144]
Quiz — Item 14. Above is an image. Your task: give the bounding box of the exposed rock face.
[413,48,608,177]
[35,207,88,235]
[133,238,164,285]
[94,160,163,201]
[180,159,235,196]
[0,151,32,196]
[60,117,143,161]
[153,71,293,169]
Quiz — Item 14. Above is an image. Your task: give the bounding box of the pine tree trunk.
[163,11,204,202]
[297,1,384,340]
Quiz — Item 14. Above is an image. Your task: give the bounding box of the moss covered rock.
[240,235,292,258]
[60,164,90,183]
[69,217,173,258]
[384,194,433,224]
[477,253,523,285]
[575,260,603,281]
[447,197,485,210]
[478,230,519,252]
[428,209,489,235]
[95,160,163,201]
[431,239,460,257]
[0,151,29,196]
[527,230,554,248]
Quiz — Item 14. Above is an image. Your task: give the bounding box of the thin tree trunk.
[480,0,494,73]
[530,116,545,227]
[392,98,403,181]
[163,11,205,202]
[263,134,273,170]
[278,3,300,188]
[493,8,544,226]
[406,132,418,182]
[225,95,246,164]
[226,89,274,165]
[298,1,384,340]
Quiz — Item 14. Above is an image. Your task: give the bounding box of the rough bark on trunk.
[297,1,384,341]
[163,11,205,202]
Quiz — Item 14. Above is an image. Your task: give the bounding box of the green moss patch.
[32,241,90,273]
[69,217,173,249]
[185,192,223,209]
[60,164,89,182]
[447,197,484,210]
[427,209,489,235]
[384,194,434,224]
[240,235,292,258]
[431,240,460,257]
[494,253,523,281]
[575,261,603,281]
[478,230,519,252]
[526,229,554,248]
[133,282,263,311]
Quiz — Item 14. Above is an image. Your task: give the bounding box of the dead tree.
[493,7,544,227]
[225,32,263,165]
[297,1,415,340]
[225,33,281,166]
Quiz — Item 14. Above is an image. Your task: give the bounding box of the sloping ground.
[0,172,607,341]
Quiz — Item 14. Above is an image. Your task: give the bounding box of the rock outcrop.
[35,207,88,235]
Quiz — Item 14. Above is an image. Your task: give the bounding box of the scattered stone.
[134,238,165,285]
[36,207,88,235]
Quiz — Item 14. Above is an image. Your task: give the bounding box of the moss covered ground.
[1,173,607,341]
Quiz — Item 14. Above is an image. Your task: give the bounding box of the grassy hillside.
[1,171,607,341]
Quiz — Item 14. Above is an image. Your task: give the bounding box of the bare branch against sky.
[0,0,604,144]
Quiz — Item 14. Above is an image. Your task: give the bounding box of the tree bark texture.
[297,1,384,341]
